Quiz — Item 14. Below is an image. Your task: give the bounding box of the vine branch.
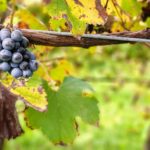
[21,29,150,48]
[0,139,3,150]
[0,25,150,48]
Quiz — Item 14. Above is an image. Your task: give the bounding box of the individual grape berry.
[10,62,19,68]
[21,36,29,48]
[23,69,32,78]
[19,61,28,70]
[0,62,11,71]
[15,42,21,49]
[0,43,2,50]
[2,38,15,50]
[26,51,36,60]
[0,49,12,61]
[23,53,30,60]
[1,28,10,31]
[29,60,38,71]
[12,52,23,63]
[0,28,11,40]
[11,68,23,78]
[11,30,23,42]
[17,47,26,54]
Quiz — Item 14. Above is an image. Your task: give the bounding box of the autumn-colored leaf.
[44,0,108,34]
[2,75,47,112]
[15,8,47,30]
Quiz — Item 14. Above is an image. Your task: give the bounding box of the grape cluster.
[0,28,38,78]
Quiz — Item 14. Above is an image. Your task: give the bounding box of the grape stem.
[10,0,16,28]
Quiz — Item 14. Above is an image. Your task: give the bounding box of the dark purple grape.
[15,42,21,49]
[0,49,12,61]
[2,38,15,50]
[11,68,22,78]
[17,47,26,54]
[23,53,30,60]
[29,60,38,71]
[12,52,23,63]
[0,28,11,40]
[19,61,28,70]
[26,51,36,60]
[0,62,11,71]
[0,43,2,50]
[11,30,23,42]
[10,62,19,68]
[23,69,32,78]
[21,36,29,48]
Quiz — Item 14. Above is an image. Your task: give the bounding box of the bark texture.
[21,28,150,48]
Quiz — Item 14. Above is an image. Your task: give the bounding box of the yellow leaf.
[11,86,47,111]
[66,0,108,25]
[50,59,76,81]
[2,75,47,111]
[15,8,47,30]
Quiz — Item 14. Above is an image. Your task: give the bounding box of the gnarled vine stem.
[0,25,150,47]
[21,28,150,48]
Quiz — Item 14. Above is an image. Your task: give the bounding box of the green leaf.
[146,18,150,27]
[25,77,99,143]
[121,0,141,17]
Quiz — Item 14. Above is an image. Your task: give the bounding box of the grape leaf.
[45,0,86,34]
[25,77,99,143]
[66,0,108,24]
[50,59,76,81]
[44,0,107,34]
[15,8,47,30]
[121,0,141,17]
[2,75,47,112]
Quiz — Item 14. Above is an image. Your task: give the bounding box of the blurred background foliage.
[4,44,150,150]
[0,0,150,149]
